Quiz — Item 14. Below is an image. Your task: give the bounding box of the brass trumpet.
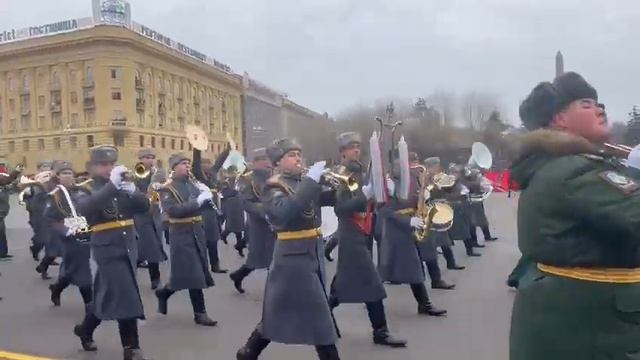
[301,164,359,192]
[122,162,152,182]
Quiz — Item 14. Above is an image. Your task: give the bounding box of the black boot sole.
[73,325,97,352]
[373,338,407,348]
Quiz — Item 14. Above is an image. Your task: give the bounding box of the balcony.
[135,79,143,89]
[20,87,30,95]
[193,96,200,105]
[82,79,94,88]
[83,97,95,109]
[50,103,61,113]
[136,98,146,110]
[111,117,127,127]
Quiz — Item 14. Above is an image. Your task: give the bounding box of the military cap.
[89,145,118,164]
[424,157,441,167]
[336,132,361,151]
[519,72,598,130]
[266,138,302,165]
[52,160,73,174]
[37,160,53,169]
[169,153,191,169]
[252,147,268,162]
[137,148,155,159]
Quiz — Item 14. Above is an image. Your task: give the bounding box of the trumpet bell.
[134,162,151,179]
[223,150,247,175]
[468,142,493,169]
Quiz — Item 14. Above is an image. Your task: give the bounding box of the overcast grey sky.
[1,0,639,125]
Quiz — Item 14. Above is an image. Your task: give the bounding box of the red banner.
[485,170,519,192]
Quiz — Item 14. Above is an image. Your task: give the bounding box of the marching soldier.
[44,161,92,308]
[463,168,497,245]
[155,153,218,327]
[24,160,53,261]
[328,132,406,348]
[236,138,340,360]
[410,154,457,291]
[229,148,275,293]
[0,164,22,261]
[448,164,483,256]
[192,144,230,273]
[509,72,640,359]
[133,148,168,290]
[220,165,246,256]
[377,159,447,317]
[73,145,150,360]
[31,166,61,279]
[423,157,468,266]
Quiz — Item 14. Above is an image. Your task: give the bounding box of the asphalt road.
[0,193,521,360]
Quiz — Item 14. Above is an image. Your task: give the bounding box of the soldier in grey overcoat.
[32,173,60,280]
[448,164,484,256]
[377,168,447,317]
[154,153,217,327]
[237,138,341,360]
[0,164,21,260]
[73,145,150,360]
[410,156,457,291]
[133,148,168,290]
[45,161,92,308]
[229,148,275,293]
[328,132,406,348]
[192,145,230,273]
[24,160,52,261]
[463,168,498,245]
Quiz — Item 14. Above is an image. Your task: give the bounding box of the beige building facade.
[0,25,243,173]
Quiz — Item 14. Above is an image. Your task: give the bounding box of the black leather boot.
[323,233,339,262]
[49,283,62,306]
[373,327,407,348]
[194,313,218,327]
[466,247,482,257]
[418,302,448,316]
[315,345,340,360]
[150,279,160,290]
[73,324,98,352]
[155,288,170,315]
[237,328,270,360]
[123,348,150,360]
[411,283,447,316]
[211,261,228,274]
[230,265,253,294]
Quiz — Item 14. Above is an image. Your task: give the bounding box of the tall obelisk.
[555,51,564,77]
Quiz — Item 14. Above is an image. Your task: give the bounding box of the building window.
[8,118,16,132]
[21,115,31,130]
[85,110,96,126]
[171,138,175,150]
[86,66,94,81]
[137,112,144,127]
[53,137,61,149]
[139,135,144,147]
[22,75,29,91]
[161,137,166,148]
[20,95,30,114]
[51,71,60,88]
[86,135,94,148]
[70,113,78,128]
[8,141,15,152]
[7,75,15,92]
[151,137,156,148]
[38,96,45,110]
[9,99,15,112]
[69,136,78,149]
[22,140,29,151]
[70,92,78,105]
[180,139,184,150]
[69,70,77,84]
[38,139,45,150]
[111,68,122,80]
[112,89,122,101]
[38,116,45,129]
[52,113,62,128]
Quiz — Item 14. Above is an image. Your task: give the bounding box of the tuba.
[468,142,493,170]
[414,171,455,241]
[323,165,359,192]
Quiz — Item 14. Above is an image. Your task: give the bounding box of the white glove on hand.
[362,184,374,200]
[197,191,213,206]
[151,183,162,191]
[386,177,396,196]
[410,217,425,229]
[110,165,128,189]
[121,182,136,194]
[23,187,32,196]
[306,161,328,183]
[196,182,210,193]
[628,144,640,170]
[65,228,77,237]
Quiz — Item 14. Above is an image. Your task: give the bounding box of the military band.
[0,121,512,360]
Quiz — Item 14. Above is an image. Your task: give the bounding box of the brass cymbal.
[185,125,209,151]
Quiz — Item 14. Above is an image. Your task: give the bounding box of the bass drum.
[429,202,454,232]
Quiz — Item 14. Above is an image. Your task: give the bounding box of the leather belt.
[169,216,203,224]
[538,263,640,284]
[91,219,134,233]
[395,208,415,215]
[277,228,322,241]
